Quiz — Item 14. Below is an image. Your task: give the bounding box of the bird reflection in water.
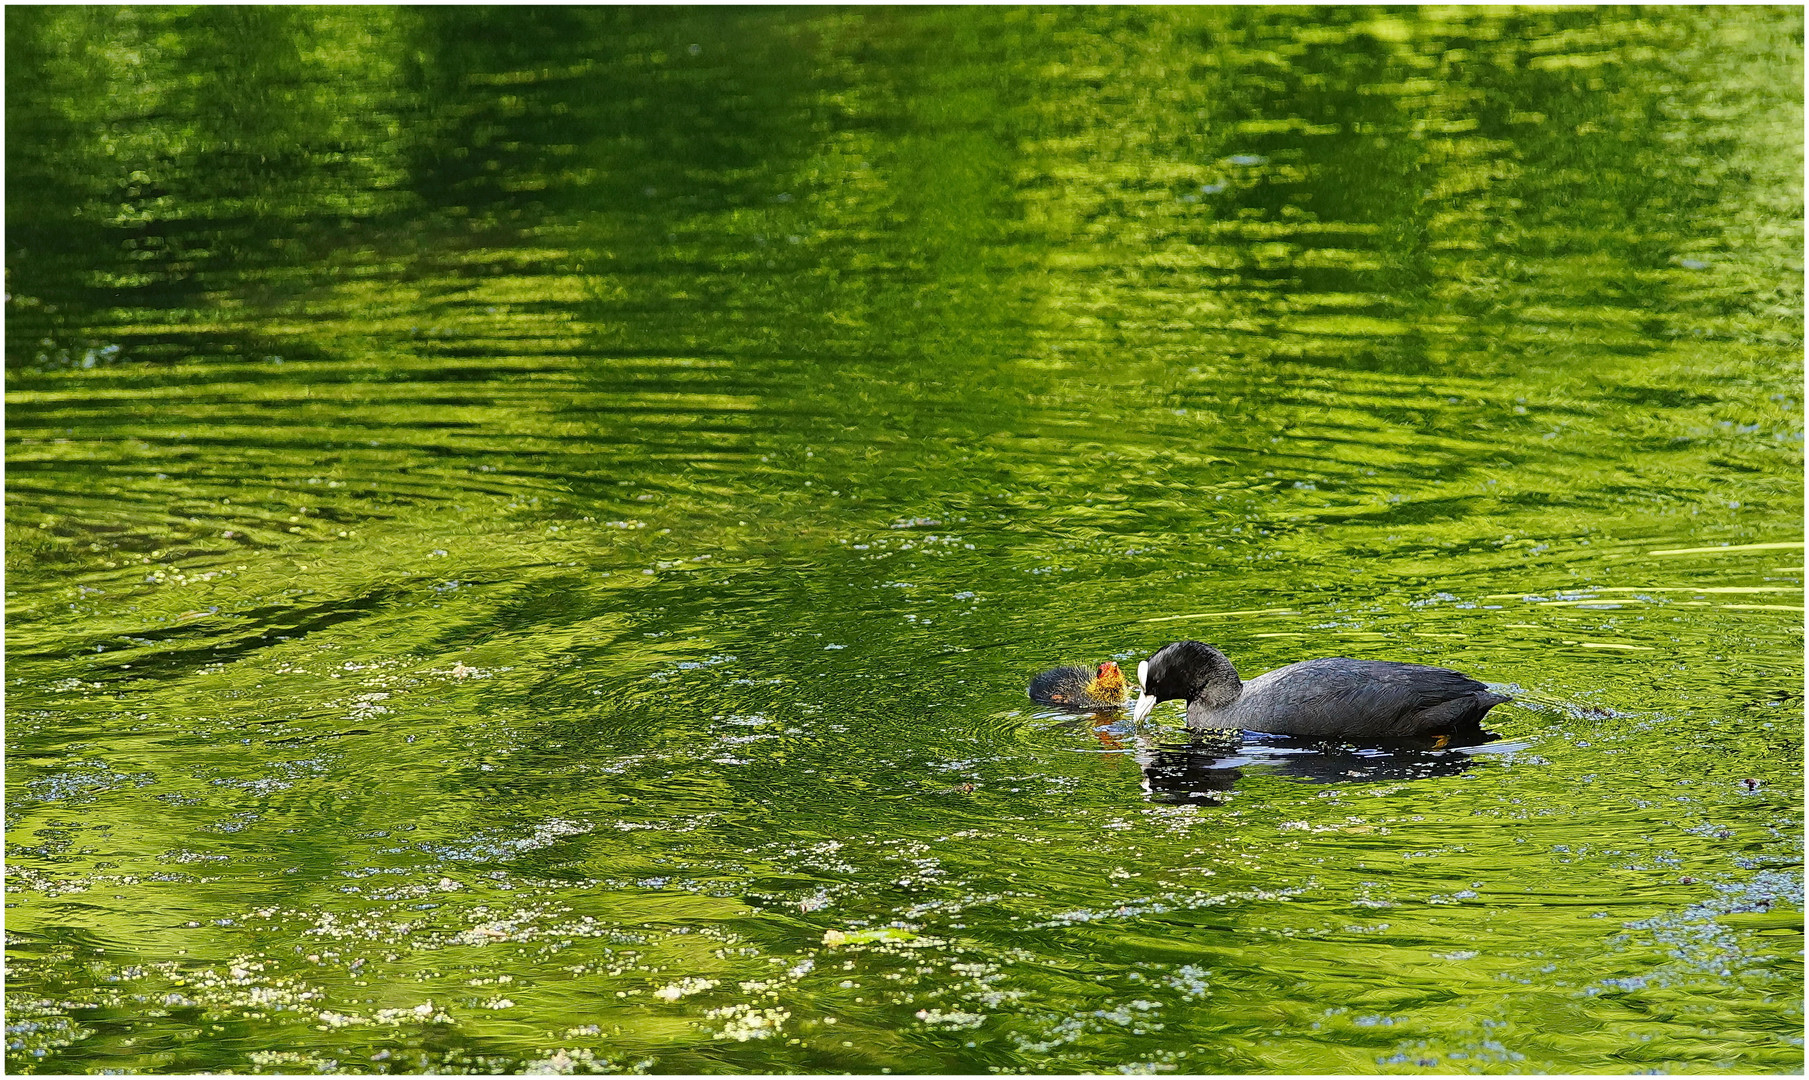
[1138,730,1492,805]
[1042,709,1494,804]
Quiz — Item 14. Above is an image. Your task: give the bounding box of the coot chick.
[1029,661,1129,709]
[1132,640,1507,746]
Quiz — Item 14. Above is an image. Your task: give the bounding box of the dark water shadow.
[1134,731,1518,806]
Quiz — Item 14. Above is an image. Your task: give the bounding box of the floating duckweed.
[822,928,919,947]
[704,1004,790,1041]
[915,1008,987,1029]
[652,977,719,1002]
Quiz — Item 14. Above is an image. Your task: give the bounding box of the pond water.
[5,7,1803,1075]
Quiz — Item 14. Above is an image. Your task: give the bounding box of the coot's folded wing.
[1238,659,1501,738]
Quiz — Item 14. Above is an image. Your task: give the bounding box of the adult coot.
[1029,661,1129,709]
[1132,640,1507,746]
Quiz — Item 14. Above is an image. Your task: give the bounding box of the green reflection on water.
[6,6,1803,1075]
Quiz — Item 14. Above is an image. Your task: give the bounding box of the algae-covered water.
[6,7,1803,1074]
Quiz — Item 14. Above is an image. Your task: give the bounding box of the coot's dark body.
[1029,661,1129,709]
[1134,641,1507,746]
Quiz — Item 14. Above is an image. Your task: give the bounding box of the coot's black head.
[1133,640,1241,722]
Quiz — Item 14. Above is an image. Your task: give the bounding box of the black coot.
[1133,640,1507,746]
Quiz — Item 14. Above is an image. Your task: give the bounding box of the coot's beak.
[1132,692,1159,724]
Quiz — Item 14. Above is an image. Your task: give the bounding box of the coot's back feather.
[1213,657,1508,740]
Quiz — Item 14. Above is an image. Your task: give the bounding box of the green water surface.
[6,7,1804,1074]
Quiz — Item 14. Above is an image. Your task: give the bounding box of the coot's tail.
[1433,689,1511,747]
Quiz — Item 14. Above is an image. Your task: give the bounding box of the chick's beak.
[1132,692,1159,724]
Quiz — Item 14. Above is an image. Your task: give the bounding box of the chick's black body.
[1028,661,1128,709]
[1137,640,1507,745]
